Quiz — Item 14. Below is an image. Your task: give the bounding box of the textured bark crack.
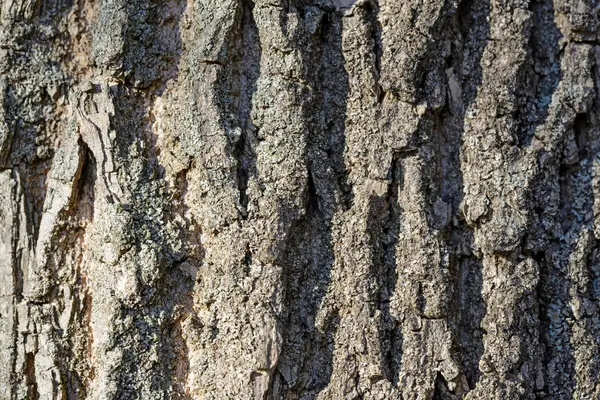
[364,0,385,103]
[371,153,402,386]
[24,351,38,400]
[213,0,261,220]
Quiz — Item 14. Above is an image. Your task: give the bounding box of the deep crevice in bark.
[24,351,38,400]
[368,154,402,386]
[214,0,261,220]
[448,0,491,391]
[364,0,384,103]
[275,8,348,398]
[515,0,563,149]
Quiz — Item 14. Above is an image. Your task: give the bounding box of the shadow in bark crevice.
[514,0,563,149]
[518,0,581,396]
[60,138,97,399]
[537,109,598,399]
[274,6,349,398]
[367,156,402,386]
[214,0,261,220]
[446,0,491,391]
[454,0,569,394]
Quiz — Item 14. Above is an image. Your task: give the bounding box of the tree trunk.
[1,0,599,398]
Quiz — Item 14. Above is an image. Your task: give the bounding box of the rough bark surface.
[1,0,600,399]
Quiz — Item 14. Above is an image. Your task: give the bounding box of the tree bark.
[0,0,599,398]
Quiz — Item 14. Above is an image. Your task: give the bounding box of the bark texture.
[1,0,600,398]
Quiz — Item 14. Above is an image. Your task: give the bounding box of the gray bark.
[0,0,599,398]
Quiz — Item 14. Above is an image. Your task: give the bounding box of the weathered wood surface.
[0,0,599,398]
